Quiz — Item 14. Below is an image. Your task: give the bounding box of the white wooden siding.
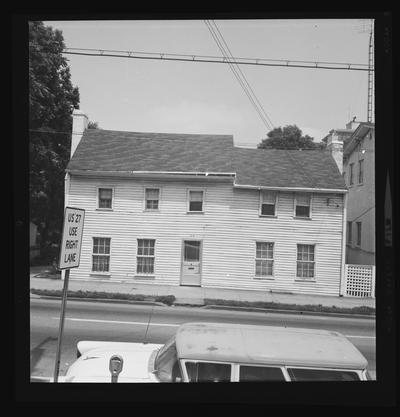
[67,176,344,295]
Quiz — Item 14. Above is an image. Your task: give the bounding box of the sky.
[44,19,374,148]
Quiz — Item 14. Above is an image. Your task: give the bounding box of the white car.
[56,322,371,382]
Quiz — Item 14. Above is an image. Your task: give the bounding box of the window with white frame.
[260,191,277,216]
[296,244,315,279]
[358,159,364,184]
[255,242,274,277]
[98,188,113,209]
[137,239,155,274]
[188,190,204,212]
[295,193,311,218]
[145,188,160,210]
[92,237,111,272]
[356,222,362,246]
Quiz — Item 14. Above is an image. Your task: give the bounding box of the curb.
[32,294,375,318]
[202,304,376,319]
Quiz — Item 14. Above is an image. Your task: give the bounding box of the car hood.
[64,341,163,383]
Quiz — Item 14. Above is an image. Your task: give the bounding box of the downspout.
[339,192,348,296]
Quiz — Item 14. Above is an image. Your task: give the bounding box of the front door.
[180,240,202,286]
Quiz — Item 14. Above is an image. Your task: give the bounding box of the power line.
[204,20,273,131]
[29,43,372,71]
[29,129,72,135]
[204,20,270,130]
[209,20,275,129]
[349,205,375,223]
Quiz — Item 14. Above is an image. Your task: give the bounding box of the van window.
[287,368,360,381]
[154,336,180,382]
[185,362,231,382]
[239,365,286,382]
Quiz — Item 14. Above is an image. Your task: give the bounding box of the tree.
[257,125,326,150]
[88,121,100,129]
[29,21,80,260]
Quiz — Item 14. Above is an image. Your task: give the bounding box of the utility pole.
[358,19,374,123]
[367,20,374,123]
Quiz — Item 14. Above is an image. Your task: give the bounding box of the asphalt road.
[30,297,376,380]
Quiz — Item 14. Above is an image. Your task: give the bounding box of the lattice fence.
[345,264,375,297]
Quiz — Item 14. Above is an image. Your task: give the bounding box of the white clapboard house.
[64,110,348,296]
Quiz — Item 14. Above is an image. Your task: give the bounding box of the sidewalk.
[30,267,376,312]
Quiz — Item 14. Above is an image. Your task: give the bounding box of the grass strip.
[203,298,375,315]
[31,288,374,315]
[31,288,176,306]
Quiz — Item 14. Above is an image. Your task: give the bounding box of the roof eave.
[67,169,236,181]
[233,183,347,193]
[343,124,374,158]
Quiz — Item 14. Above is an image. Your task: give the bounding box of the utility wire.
[29,129,72,135]
[210,20,274,129]
[204,20,272,130]
[204,20,273,131]
[29,43,372,71]
[349,205,375,223]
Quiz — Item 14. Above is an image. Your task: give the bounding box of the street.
[30,297,376,380]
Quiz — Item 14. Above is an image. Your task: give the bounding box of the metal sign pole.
[53,268,70,383]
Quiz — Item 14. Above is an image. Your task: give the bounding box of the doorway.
[180,240,202,286]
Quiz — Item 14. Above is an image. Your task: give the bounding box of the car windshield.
[154,336,181,382]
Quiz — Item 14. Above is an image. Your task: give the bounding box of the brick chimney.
[71,109,88,158]
[326,130,343,174]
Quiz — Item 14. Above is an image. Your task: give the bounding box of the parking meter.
[109,355,124,383]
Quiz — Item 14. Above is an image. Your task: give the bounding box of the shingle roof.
[67,129,346,190]
[231,148,346,189]
[67,129,234,173]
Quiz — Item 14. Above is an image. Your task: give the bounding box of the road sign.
[54,206,85,382]
[59,207,85,270]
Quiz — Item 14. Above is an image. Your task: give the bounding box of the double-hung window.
[145,188,160,210]
[98,188,113,209]
[137,239,155,275]
[188,190,204,212]
[255,242,274,277]
[356,222,362,246]
[296,244,315,279]
[92,237,111,272]
[295,193,311,218]
[347,221,353,245]
[358,159,364,184]
[260,191,277,216]
[349,163,354,186]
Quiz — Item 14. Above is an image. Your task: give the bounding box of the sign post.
[53,207,85,383]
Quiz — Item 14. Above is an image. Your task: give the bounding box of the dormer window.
[260,191,277,216]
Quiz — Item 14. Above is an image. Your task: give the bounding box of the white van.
[59,322,371,382]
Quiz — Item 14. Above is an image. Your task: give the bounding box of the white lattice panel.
[345,264,375,297]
